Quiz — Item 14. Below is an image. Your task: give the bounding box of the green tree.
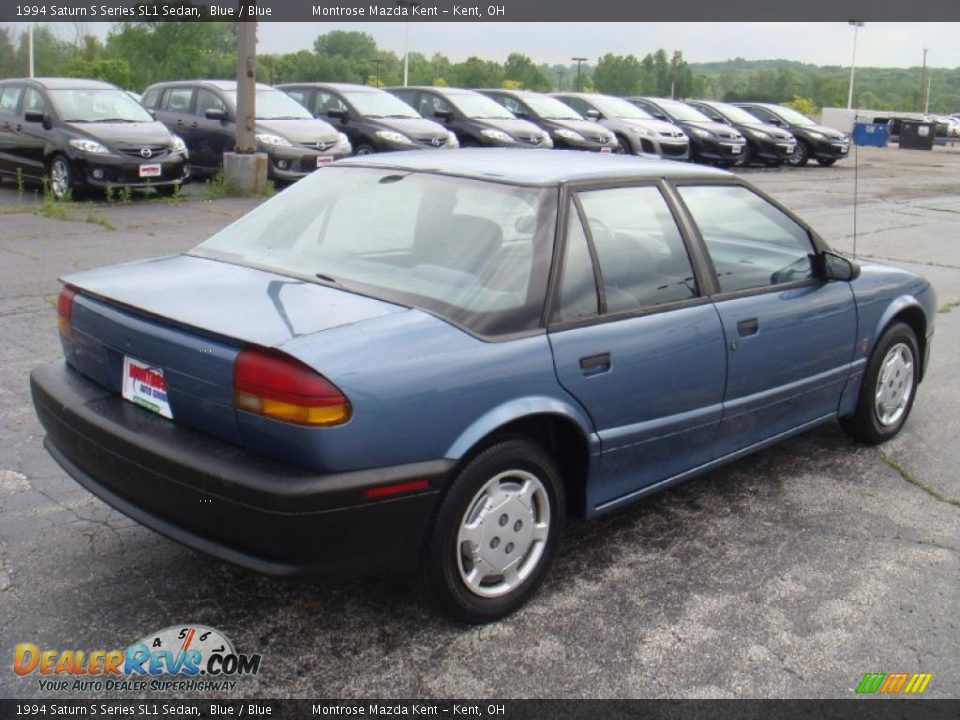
[503,53,551,91]
[593,54,645,96]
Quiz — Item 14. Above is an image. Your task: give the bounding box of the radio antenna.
[851,99,859,260]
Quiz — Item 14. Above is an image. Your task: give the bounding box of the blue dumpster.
[853,122,889,147]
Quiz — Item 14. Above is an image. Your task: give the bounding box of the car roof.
[144,80,275,92]
[384,86,480,96]
[478,88,539,97]
[3,77,119,91]
[336,148,728,185]
[278,82,382,93]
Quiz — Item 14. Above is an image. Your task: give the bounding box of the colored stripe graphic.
[856,673,885,694]
[904,673,933,694]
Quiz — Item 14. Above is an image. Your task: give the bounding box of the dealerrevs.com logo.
[13,625,262,693]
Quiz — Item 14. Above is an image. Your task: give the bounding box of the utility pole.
[846,21,864,110]
[222,16,267,195]
[919,48,928,113]
[925,74,932,114]
[235,20,257,154]
[572,57,587,92]
[556,69,563,92]
[669,50,681,99]
[28,24,34,77]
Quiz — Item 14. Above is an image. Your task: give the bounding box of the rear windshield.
[193,167,557,336]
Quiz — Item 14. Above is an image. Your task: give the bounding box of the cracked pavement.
[1,147,958,700]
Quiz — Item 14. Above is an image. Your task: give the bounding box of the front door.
[675,183,858,457]
[547,184,727,511]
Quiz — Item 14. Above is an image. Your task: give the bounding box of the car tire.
[817,158,838,167]
[354,143,376,156]
[421,438,565,624]
[840,322,920,445]
[47,154,74,201]
[614,134,630,155]
[787,140,810,167]
[736,143,754,167]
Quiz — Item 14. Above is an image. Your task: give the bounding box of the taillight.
[57,285,78,337]
[233,347,352,426]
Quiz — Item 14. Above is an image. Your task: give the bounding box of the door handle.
[579,353,611,375]
[737,318,760,336]
[190,122,199,128]
[176,119,185,125]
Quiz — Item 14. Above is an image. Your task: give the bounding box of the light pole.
[920,48,928,113]
[572,57,587,92]
[846,21,864,110]
[28,23,34,77]
[399,2,420,86]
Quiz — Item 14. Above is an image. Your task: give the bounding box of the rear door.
[0,84,24,177]
[675,183,857,457]
[547,183,727,511]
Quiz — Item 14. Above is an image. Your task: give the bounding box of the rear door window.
[578,186,698,313]
[0,86,22,113]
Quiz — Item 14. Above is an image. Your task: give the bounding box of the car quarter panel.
[277,310,595,472]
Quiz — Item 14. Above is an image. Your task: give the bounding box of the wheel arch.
[875,297,928,381]
[444,399,598,518]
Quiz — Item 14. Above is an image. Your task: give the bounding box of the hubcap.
[456,470,550,599]
[50,159,69,199]
[356,147,374,156]
[875,342,914,427]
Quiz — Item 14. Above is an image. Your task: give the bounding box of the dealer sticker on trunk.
[122,356,173,419]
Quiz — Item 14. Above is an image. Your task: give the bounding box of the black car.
[477,89,617,152]
[627,97,747,166]
[0,78,189,199]
[552,92,690,160]
[277,82,457,155]
[142,80,351,181]
[687,100,798,167]
[733,102,850,167]
[387,86,552,149]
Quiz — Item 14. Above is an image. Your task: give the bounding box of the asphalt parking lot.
[1,147,958,700]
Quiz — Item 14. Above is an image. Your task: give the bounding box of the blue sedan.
[31,150,936,623]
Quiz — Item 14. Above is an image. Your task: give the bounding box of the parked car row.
[0,75,853,200]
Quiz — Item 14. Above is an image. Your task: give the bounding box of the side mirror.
[822,251,860,281]
[326,108,348,121]
[768,117,782,127]
[205,108,228,122]
[585,109,601,120]
[24,110,44,123]
[433,109,453,122]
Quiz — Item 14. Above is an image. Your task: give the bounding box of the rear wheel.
[840,322,919,444]
[422,439,565,623]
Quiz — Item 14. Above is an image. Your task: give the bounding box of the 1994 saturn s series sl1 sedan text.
[31,150,936,623]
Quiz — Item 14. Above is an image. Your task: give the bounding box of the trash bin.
[853,122,889,147]
[899,121,936,151]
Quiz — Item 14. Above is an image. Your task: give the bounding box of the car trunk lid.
[62,254,405,446]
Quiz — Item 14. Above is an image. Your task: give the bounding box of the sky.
[255,22,960,68]
[6,21,960,68]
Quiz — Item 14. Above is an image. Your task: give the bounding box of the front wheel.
[422,439,565,623]
[47,154,74,200]
[354,143,376,156]
[736,143,754,167]
[787,140,810,167]
[817,157,838,167]
[840,322,920,444]
[613,134,630,154]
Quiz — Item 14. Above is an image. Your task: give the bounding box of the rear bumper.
[31,362,452,577]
